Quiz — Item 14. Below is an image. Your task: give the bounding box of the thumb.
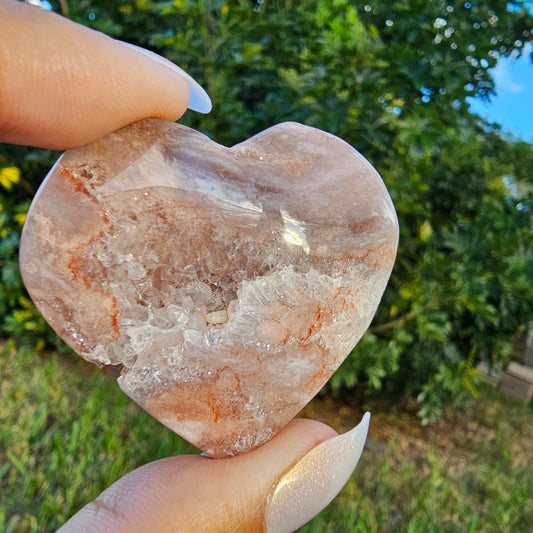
[58,415,370,533]
[0,1,211,150]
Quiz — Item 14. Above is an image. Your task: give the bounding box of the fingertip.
[0,2,200,149]
[114,40,212,114]
[265,414,370,532]
[58,419,339,532]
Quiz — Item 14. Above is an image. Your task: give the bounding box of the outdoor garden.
[1,0,533,531]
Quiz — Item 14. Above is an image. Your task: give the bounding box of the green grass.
[300,440,533,533]
[2,342,533,532]
[0,343,194,532]
[300,387,533,532]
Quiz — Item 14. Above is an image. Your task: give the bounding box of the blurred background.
[1,0,532,531]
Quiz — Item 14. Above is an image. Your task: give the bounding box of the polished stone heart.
[20,119,398,457]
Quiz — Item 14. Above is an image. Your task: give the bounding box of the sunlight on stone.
[20,119,398,457]
[281,209,310,255]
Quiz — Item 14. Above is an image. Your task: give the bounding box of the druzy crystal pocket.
[20,119,398,457]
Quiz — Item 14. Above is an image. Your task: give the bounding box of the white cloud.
[492,58,525,95]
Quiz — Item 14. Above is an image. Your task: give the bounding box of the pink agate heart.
[20,119,398,457]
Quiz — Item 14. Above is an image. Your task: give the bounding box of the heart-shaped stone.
[20,119,398,457]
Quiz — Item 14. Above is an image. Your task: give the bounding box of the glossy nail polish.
[115,40,212,114]
[265,413,371,533]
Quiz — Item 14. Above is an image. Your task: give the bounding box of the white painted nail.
[265,412,371,533]
[116,40,212,114]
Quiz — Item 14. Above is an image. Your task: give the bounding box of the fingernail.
[116,41,212,114]
[265,412,371,533]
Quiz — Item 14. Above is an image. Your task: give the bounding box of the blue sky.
[468,43,533,142]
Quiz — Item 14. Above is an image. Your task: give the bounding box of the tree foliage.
[1,0,533,421]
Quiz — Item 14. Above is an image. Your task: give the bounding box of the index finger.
[0,0,210,149]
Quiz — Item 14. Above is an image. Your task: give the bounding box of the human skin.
[0,1,368,531]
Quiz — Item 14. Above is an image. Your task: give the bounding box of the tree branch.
[371,304,433,334]
[58,0,70,18]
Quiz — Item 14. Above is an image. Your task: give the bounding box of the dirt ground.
[300,386,533,477]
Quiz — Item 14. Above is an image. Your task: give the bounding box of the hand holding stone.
[5,2,398,528]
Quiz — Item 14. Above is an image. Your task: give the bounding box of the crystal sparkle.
[20,119,398,457]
